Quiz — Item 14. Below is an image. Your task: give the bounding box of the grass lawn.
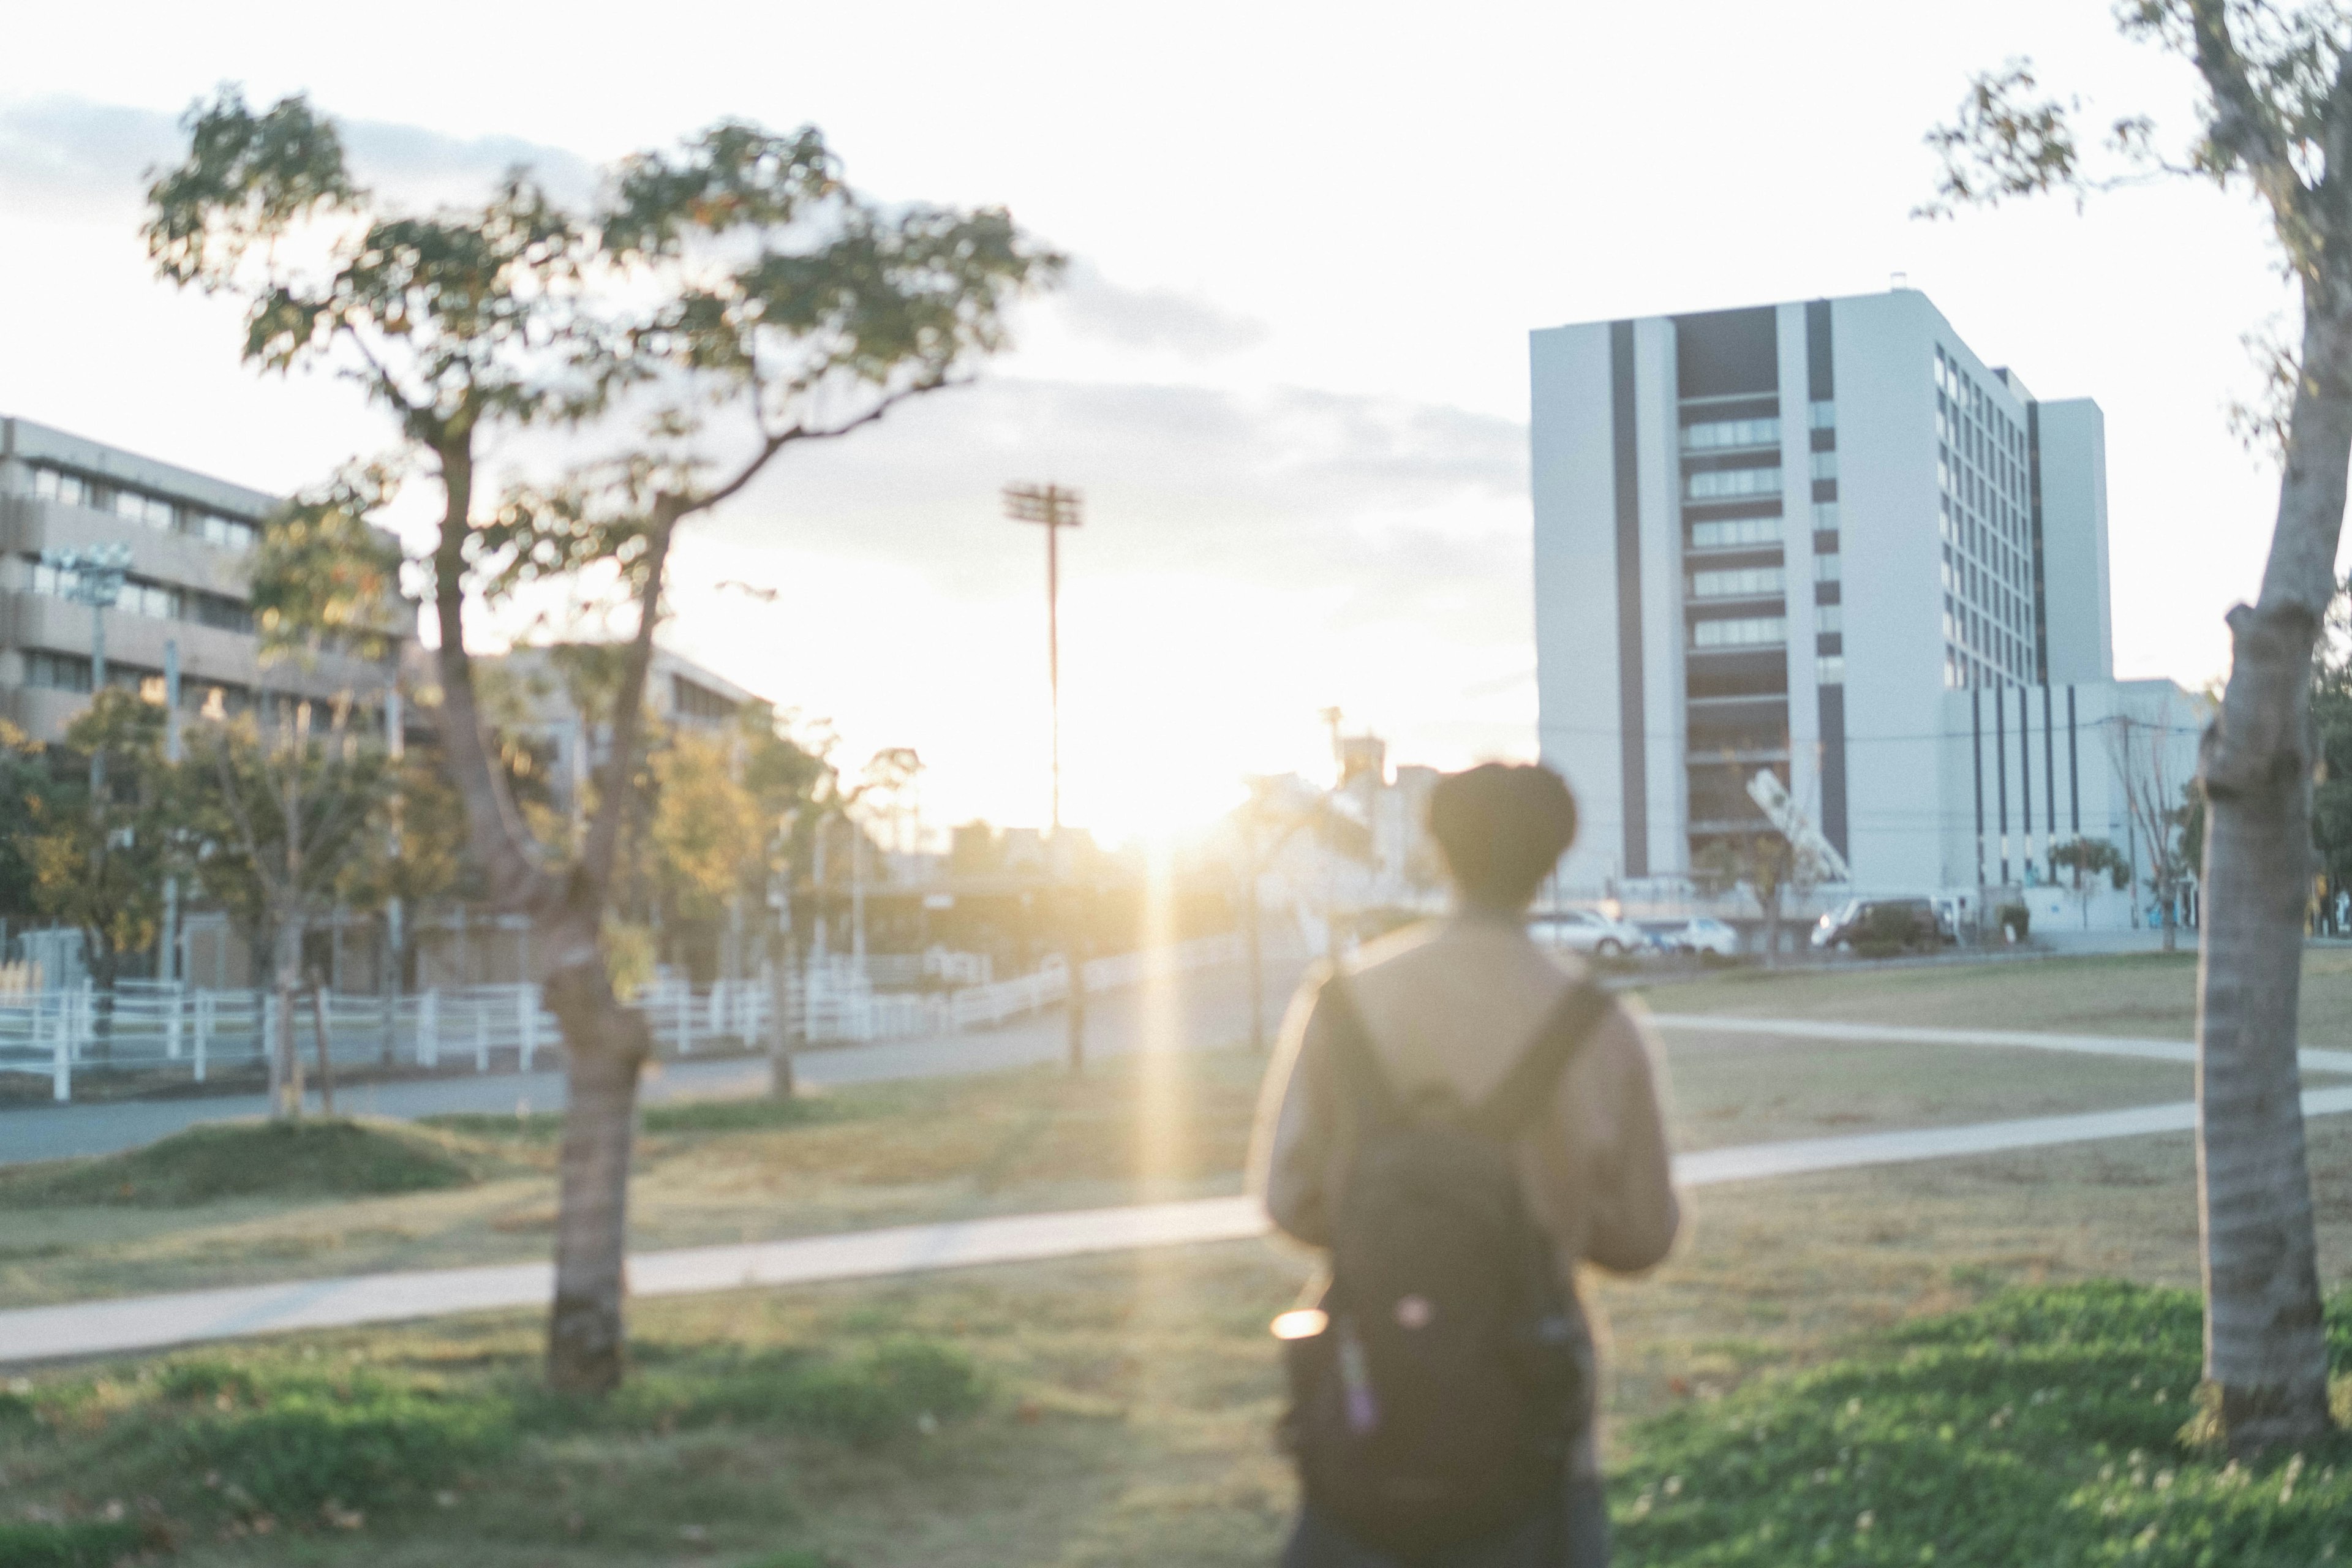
[6,1117,2352,1566]
[1630,946,2352,1046]
[1,1025,2200,1310]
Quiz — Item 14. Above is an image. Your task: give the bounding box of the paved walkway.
[10,1082,2352,1367]
[1647,1014,2352,1076]
[0,948,1304,1166]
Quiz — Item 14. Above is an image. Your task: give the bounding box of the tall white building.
[1531,288,2200,900]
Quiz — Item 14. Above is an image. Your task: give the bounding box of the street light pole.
[1002,482,1086,1070]
[43,545,130,798]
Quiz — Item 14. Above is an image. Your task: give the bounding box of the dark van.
[1810,897,1945,952]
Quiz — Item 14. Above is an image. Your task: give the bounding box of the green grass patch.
[1613,1281,2352,1566]
[0,1120,499,1208]
[0,1330,982,1550]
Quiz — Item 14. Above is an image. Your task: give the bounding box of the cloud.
[690,375,1532,649]
[1051,260,1269,358]
[0,95,594,219]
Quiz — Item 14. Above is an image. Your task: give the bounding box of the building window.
[1688,516,1782,550]
[1689,566,1785,599]
[1811,501,1840,532]
[113,490,178,532]
[31,466,96,508]
[1681,416,1779,451]
[671,675,739,723]
[1809,399,1835,429]
[22,650,93,693]
[1817,655,1846,685]
[1809,450,1838,480]
[1684,466,1782,501]
[198,513,258,552]
[1815,603,1843,634]
[1814,554,1841,583]
[1691,615,1786,649]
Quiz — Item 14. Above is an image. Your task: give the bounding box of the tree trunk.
[270,919,304,1121]
[2193,300,2351,1456]
[542,940,650,1394]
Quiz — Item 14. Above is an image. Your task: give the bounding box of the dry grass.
[1632,946,2352,1046]
[10,1111,2352,1566]
[0,1016,2204,1312]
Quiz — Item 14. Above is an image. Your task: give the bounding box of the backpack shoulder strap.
[1464,979,1612,1142]
[1316,974,1404,1132]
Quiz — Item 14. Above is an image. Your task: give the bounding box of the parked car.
[1529,907,1648,958]
[1634,918,1738,957]
[1811,897,1946,952]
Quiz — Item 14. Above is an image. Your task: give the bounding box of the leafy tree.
[647,729,764,933]
[148,89,1055,1392]
[1923,0,2352,1450]
[29,692,172,1020]
[178,697,395,1117]
[2050,835,2132,929]
[2108,705,2201,953]
[0,720,48,924]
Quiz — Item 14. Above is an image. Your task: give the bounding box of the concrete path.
[1648,1014,2352,1076]
[12,1082,2352,1367]
[0,947,1306,1166]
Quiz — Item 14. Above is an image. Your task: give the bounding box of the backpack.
[1278,974,1610,1556]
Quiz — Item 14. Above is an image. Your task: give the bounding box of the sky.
[0,1,2330,843]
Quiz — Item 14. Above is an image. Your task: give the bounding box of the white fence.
[0,933,1243,1103]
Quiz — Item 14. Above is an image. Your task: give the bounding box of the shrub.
[1612,1281,2352,1567]
[1996,901,2031,941]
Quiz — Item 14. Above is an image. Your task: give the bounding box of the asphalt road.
[0,942,1313,1166]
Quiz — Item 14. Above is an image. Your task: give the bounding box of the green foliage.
[251,462,409,665]
[29,692,173,979]
[0,1519,149,1567]
[2052,836,2133,891]
[0,718,48,919]
[1996,901,2032,938]
[0,1119,492,1208]
[1613,1282,2352,1567]
[175,701,399,959]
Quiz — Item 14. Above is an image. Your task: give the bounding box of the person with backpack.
[1251,762,1680,1567]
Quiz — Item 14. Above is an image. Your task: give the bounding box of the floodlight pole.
[1003,482,1085,1070]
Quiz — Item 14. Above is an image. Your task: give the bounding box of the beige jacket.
[1249,913,1682,1469]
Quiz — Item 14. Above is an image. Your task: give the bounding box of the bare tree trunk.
[2193,301,2351,1455]
[270,918,304,1121]
[308,973,336,1119]
[543,944,649,1394]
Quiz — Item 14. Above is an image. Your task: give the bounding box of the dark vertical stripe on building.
[1817,685,1848,859]
[2043,687,2057,843]
[1995,686,2010,882]
[2067,686,2081,834]
[1610,320,1648,878]
[1806,299,1847,864]
[2027,402,2049,682]
[1972,689,1986,886]
[2018,685,2032,840]
[1805,300,1835,398]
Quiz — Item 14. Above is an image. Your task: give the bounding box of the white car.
[1529,908,1647,958]
[1656,917,1740,957]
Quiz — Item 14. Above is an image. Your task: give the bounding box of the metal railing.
[0,933,1243,1103]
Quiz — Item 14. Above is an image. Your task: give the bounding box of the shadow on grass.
[0,1120,501,1209]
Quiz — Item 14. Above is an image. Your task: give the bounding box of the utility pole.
[1002,482,1086,1070]
[161,640,182,986]
[43,545,130,797]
